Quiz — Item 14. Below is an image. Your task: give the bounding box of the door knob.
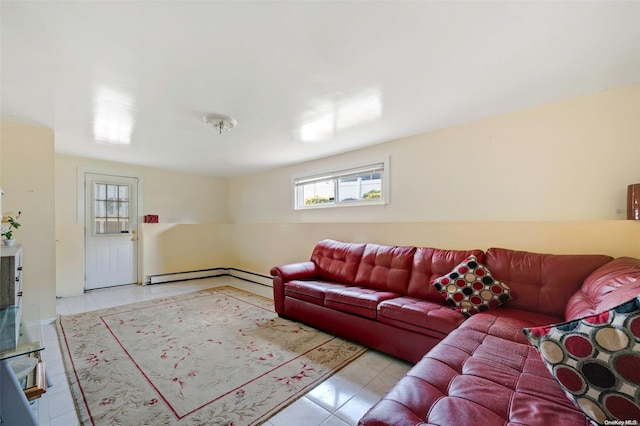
[131,237,138,241]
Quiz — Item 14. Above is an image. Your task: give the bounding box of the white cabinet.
[1,245,22,309]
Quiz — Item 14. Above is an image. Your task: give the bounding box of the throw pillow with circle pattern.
[431,255,512,317]
[523,295,640,425]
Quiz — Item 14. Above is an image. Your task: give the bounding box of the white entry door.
[85,173,138,290]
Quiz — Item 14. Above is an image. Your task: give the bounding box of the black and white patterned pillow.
[431,255,512,317]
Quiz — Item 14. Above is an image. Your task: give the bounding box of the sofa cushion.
[324,287,400,319]
[354,244,416,293]
[485,248,613,317]
[566,257,640,321]
[310,239,366,285]
[284,280,348,306]
[377,296,466,336]
[359,327,590,426]
[432,255,512,317]
[406,247,485,303]
[523,296,640,425]
[460,307,564,345]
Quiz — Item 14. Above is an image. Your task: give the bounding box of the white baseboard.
[145,268,272,287]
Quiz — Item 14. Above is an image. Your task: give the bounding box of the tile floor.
[35,276,412,426]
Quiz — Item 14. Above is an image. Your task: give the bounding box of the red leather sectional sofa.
[270,239,640,425]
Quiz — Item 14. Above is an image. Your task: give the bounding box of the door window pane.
[96,183,106,199]
[105,218,119,234]
[118,185,129,201]
[106,184,117,200]
[94,201,105,217]
[94,182,131,234]
[118,202,129,217]
[106,201,117,217]
[95,218,105,234]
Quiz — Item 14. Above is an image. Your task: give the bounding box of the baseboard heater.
[144,268,272,287]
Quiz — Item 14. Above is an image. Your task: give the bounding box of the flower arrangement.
[1,211,21,242]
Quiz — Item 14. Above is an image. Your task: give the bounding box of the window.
[93,183,130,234]
[294,161,387,210]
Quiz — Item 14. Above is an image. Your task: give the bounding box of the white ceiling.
[2,1,640,177]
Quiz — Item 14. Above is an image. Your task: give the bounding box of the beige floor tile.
[306,375,362,413]
[320,415,352,426]
[268,396,332,426]
[46,388,75,419]
[49,409,81,426]
[334,388,381,426]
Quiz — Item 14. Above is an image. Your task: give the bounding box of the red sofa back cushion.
[354,244,416,293]
[485,248,612,317]
[565,257,640,321]
[407,248,486,302]
[310,239,366,285]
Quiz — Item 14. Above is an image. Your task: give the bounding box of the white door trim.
[77,167,144,287]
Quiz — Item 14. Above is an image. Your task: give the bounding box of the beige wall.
[231,222,640,276]
[0,121,57,319]
[141,223,231,277]
[55,154,229,296]
[229,83,640,223]
[4,84,640,314]
[60,84,640,286]
[55,154,229,225]
[225,84,640,275]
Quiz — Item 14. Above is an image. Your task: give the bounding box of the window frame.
[292,158,389,210]
[92,182,132,236]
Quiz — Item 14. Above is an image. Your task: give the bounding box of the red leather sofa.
[271,239,487,362]
[270,239,640,425]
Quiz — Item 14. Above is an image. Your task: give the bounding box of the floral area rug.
[57,286,366,425]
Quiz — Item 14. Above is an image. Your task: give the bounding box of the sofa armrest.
[270,261,318,316]
[270,261,318,281]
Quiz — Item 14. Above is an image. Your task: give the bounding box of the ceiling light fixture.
[203,113,237,134]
